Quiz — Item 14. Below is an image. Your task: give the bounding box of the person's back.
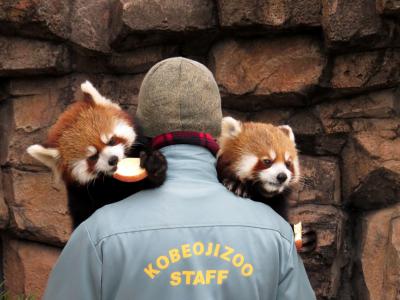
[43,57,315,300]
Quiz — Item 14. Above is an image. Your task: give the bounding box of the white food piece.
[115,158,144,176]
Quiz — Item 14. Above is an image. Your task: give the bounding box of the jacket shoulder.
[83,184,294,246]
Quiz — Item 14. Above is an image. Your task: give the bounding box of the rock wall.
[0,0,399,299]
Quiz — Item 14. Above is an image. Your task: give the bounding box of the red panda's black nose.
[277,173,287,183]
[108,156,119,166]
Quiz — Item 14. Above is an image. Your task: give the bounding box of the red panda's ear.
[82,90,95,105]
[278,125,295,143]
[221,116,242,139]
[80,81,121,110]
[27,145,61,181]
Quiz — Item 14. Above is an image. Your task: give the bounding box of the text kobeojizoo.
[144,242,254,286]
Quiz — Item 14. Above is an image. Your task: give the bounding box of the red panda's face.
[218,117,300,195]
[66,117,136,184]
[248,147,298,194]
[27,81,137,186]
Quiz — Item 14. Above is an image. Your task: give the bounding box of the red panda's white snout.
[256,152,298,194]
[234,151,298,194]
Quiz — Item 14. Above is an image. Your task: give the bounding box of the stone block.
[289,205,346,299]
[292,156,341,206]
[69,0,113,53]
[330,49,400,95]
[0,36,70,76]
[3,237,61,299]
[314,88,400,134]
[0,0,116,53]
[209,36,325,111]
[342,132,400,209]
[1,77,71,167]
[322,0,382,49]
[3,168,72,246]
[216,0,321,28]
[108,45,179,74]
[354,204,400,300]
[0,0,69,40]
[111,0,217,49]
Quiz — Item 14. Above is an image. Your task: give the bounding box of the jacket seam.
[94,224,291,246]
[85,223,103,264]
[85,223,103,300]
[279,232,295,285]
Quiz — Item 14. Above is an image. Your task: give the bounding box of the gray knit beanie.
[136,57,222,137]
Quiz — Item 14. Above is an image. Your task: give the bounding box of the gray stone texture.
[1,0,400,299]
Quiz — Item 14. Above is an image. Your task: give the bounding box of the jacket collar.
[152,131,219,156]
[160,144,219,183]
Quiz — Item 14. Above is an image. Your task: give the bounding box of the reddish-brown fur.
[217,120,317,253]
[219,122,298,179]
[45,97,132,182]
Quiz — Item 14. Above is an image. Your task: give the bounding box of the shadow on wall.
[0,0,400,299]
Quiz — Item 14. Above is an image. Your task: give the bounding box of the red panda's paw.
[222,179,250,198]
[298,225,317,254]
[140,150,167,187]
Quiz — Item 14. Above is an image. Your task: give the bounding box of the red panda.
[27,81,167,228]
[217,117,316,252]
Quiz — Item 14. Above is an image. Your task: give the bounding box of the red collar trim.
[151,131,220,156]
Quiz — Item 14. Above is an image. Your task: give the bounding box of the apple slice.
[294,222,303,250]
[113,158,148,182]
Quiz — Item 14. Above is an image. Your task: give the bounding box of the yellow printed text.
[144,242,254,281]
[170,270,230,286]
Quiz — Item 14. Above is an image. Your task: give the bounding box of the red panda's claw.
[223,180,236,192]
[236,184,245,197]
[140,150,167,186]
[222,179,249,198]
[235,182,249,198]
[298,225,317,253]
[222,179,230,190]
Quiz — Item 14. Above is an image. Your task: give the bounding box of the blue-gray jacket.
[44,145,315,300]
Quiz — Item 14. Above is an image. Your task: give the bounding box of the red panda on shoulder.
[217,116,316,252]
[27,81,167,228]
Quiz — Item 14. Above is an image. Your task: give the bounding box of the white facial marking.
[235,154,258,180]
[81,81,121,110]
[100,133,111,144]
[269,150,277,161]
[258,162,292,193]
[114,122,136,147]
[71,160,97,184]
[284,151,290,161]
[95,144,125,174]
[86,146,97,157]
